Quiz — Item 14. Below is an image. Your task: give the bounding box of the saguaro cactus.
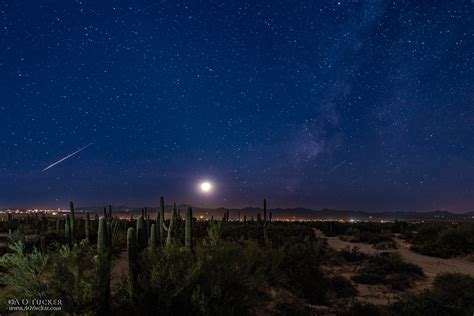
[185,207,193,251]
[159,196,165,246]
[127,227,138,302]
[65,215,71,244]
[263,199,269,243]
[136,216,148,250]
[97,217,110,314]
[69,201,75,242]
[263,199,267,223]
[107,221,112,255]
[164,203,177,246]
[85,212,90,241]
[146,213,150,237]
[97,217,108,254]
[149,224,157,248]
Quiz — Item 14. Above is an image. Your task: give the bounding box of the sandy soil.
[316,229,474,281]
[316,229,474,304]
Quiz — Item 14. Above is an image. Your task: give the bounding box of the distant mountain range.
[73,205,474,221]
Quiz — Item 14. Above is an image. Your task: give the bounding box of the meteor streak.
[327,160,346,174]
[42,143,93,172]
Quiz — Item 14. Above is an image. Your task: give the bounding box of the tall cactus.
[107,221,113,255]
[69,201,75,242]
[185,207,193,251]
[146,213,150,238]
[97,217,108,254]
[159,196,165,246]
[207,218,221,247]
[263,199,269,243]
[127,227,138,302]
[85,212,90,241]
[136,216,147,250]
[263,199,267,223]
[97,217,110,314]
[56,219,61,235]
[35,213,39,232]
[164,203,177,246]
[149,224,157,248]
[65,215,71,244]
[243,215,248,239]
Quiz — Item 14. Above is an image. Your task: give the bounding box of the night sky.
[1,1,473,212]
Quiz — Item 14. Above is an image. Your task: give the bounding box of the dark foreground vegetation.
[0,199,473,315]
[408,222,474,258]
[315,220,474,259]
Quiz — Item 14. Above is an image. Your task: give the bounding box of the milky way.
[0,1,472,211]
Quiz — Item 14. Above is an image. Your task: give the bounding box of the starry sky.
[1,1,473,212]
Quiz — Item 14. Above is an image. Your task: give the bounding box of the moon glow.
[200,181,212,193]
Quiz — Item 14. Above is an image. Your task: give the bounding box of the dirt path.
[111,251,128,293]
[316,230,474,281]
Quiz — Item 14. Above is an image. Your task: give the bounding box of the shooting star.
[42,143,93,172]
[327,160,346,174]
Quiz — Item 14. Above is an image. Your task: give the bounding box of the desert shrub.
[339,301,387,316]
[327,275,358,299]
[135,240,284,316]
[257,288,314,316]
[279,238,327,304]
[0,240,50,299]
[267,223,316,245]
[137,244,199,315]
[391,273,474,316]
[340,246,368,262]
[391,221,409,234]
[411,223,474,258]
[374,241,397,250]
[351,253,423,290]
[191,241,279,315]
[49,241,98,313]
[219,221,316,246]
[0,239,101,315]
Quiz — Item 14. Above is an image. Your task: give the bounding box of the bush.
[0,240,50,299]
[340,246,368,262]
[279,239,327,305]
[339,301,387,316]
[391,273,474,315]
[134,240,284,315]
[327,275,358,299]
[411,223,474,258]
[49,241,98,313]
[351,253,424,290]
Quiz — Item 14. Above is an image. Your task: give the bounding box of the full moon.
[200,181,212,193]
